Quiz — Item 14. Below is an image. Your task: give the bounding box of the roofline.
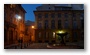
[33,10,84,12]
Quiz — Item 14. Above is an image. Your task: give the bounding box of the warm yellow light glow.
[58,30,65,33]
[53,32,55,38]
[31,26,35,29]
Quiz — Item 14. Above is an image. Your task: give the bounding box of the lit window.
[53,32,55,38]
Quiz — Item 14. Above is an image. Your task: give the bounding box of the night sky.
[21,4,41,22]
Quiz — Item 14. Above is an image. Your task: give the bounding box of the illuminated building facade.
[34,4,84,43]
[4,4,26,47]
[25,20,35,43]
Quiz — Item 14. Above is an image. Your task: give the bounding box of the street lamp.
[57,30,68,45]
[15,14,21,20]
[31,26,35,29]
[15,14,23,49]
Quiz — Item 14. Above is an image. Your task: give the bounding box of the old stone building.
[34,4,84,43]
[25,20,35,43]
[4,4,26,47]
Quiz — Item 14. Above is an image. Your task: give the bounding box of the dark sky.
[21,4,41,22]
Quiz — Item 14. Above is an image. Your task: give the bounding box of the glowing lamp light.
[58,31,65,34]
[18,16,21,19]
[31,26,35,29]
[15,14,21,20]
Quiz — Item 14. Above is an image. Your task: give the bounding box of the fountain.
[57,32,68,45]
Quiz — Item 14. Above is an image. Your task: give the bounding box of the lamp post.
[31,25,35,43]
[15,14,23,49]
[57,31,68,45]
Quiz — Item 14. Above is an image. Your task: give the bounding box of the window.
[45,32,49,38]
[80,13,84,20]
[51,13,55,18]
[57,13,61,18]
[53,32,55,38]
[38,13,42,18]
[45,13,48,18]
[64,13,68,18]
[73,21,77,29]
[44,20,48,29]
[38,23,42,29]
[51,20,55,29]
[46,32,49,38]
[64,21,69,28]
[38,32,41,38]
[58,20,61,29]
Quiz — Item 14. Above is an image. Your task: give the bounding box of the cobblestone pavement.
[26,43,48,49]
[26,43,82,49]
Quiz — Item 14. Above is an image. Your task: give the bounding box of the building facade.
[25,20,35,43]
[4,4,26,47]
[34,4,84,43]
